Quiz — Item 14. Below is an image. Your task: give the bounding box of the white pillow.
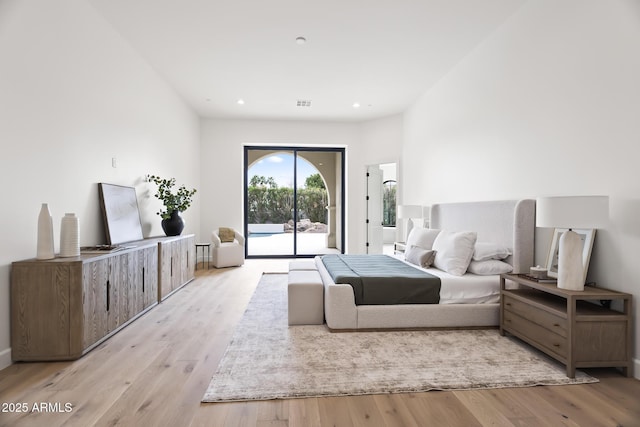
[473,242,512,261]
[404,246,436,268]
[467,260,513,275]
[432,230,477,276]
[405,228,441,251]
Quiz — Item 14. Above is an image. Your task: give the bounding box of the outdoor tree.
[250,175,278,189]
[305,173,325,189]
[247,174,328,224]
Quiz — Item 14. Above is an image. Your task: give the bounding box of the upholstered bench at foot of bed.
[287,270,324,325]
[288,260,318,271]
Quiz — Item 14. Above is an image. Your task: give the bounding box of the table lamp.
[422,205,431,228]
[536,196,609,291]
[397,205,423,242]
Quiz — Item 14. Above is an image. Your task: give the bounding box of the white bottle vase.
[36,203,55,260]
[60,213,80,257]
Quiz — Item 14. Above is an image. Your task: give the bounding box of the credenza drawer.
[503,310,567,358]
[503,293,567,337]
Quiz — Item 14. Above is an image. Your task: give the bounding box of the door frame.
[243,145,346,258]
[366,165,384,254]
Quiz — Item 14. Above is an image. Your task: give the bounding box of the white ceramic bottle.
[60,213,80,257]
[36,203,55,260]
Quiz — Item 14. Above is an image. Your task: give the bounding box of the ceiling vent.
[296,99,312,107]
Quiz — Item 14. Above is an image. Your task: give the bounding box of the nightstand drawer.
[503,293,567,337]
[503,310,567,358]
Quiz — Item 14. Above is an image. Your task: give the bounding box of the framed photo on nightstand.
[545,228,595,284]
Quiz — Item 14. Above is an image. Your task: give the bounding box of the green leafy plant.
[148,175,197,219]
[305,173,326,190]
[247,176,327,224]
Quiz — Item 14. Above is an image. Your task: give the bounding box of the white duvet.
[393,255,500,304]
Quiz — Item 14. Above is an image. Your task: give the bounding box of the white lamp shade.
[397,205,422,219]
[536,196,609,229]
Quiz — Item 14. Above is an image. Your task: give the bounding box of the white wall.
[200,115,403,254]
[0,0,200,369]
[402,0,640,375]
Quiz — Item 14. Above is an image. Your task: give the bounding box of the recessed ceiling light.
[352,102,361,108]
[237,99,245,105]
[295,36,307,45]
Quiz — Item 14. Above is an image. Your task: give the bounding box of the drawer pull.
[553,323,560,327]
[553,343,560,347]
[505,303,512,306]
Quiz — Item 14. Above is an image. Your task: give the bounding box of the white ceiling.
[89,0,525,122]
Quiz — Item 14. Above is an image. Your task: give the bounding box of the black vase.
[161,211,184,236]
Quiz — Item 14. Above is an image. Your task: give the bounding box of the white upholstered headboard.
[430,199,535,274]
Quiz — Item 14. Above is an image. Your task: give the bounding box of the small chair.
[211,228,245,268]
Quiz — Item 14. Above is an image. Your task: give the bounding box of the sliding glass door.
[244,146,344,258]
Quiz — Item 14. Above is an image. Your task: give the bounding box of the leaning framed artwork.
[98,183,144,245]
[545,228,596,284]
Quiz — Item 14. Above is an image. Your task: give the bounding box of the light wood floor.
[1,259,638,427]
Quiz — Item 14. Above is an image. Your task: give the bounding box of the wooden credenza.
[500,273,632,378]
[158,234,195,301]
[11,234,195,362]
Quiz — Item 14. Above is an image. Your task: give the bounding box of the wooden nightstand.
[500,273,632,378]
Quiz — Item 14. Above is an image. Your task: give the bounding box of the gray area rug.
[202,273,597,402]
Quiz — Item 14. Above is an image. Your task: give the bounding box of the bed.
[315,199,536,330]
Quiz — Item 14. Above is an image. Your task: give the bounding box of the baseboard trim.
[0,347,12,371]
